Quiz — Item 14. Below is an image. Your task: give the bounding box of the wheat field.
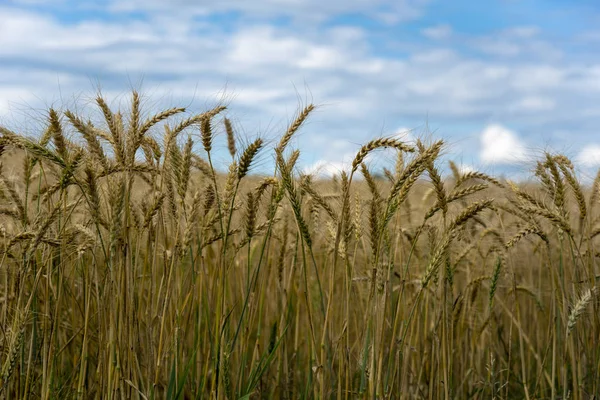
[0,92,598,399]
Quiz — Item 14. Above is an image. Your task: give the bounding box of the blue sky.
[1,0,600,178]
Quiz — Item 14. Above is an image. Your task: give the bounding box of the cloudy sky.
[1,0,600,178]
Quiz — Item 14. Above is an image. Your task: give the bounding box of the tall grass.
[0,92,599,399]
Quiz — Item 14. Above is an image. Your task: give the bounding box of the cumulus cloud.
[2,1,600,175]
[301,138,354,178]
[1,4,599,128]
[106,0,430,23]
[392,127,416,142]
[422,24,452,40]
[457,163,475,174]
[471,26,562,61]
[511,96,556,112]
[505,26,541,39]
[303,159,349,178]
[576,145,600,167]
[302,131,407,177]
[480,124,529,164]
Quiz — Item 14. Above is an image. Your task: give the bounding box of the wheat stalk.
[277,104,315,154]
[224,118,237,158]
[567,287,596,336]
[238,138,263,180]
[351,138,414,173]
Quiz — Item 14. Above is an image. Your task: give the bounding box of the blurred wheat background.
[0,92,598,399]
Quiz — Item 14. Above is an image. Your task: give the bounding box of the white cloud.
[303,150,397,178]
[0,8,157,53]
[477,40,521,57]
[227,26,352,70]
[458,163,475,174]
[303,159,349,177]
[301,138,354,178]
[576,145,600,167]
[302,133,408,177]
[0,5,597,125]
[1,3,600,174]
[472,28,562,61]
[505,26,540,38]
[480,124,529,164]
[0,88,38,116]
[393,127,416,143]
[511,96,556,112]
[422,24,452,40]
[410,48,457,64]
[107,0,430,24]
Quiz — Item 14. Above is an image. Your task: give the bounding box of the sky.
[1,0,600,179]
